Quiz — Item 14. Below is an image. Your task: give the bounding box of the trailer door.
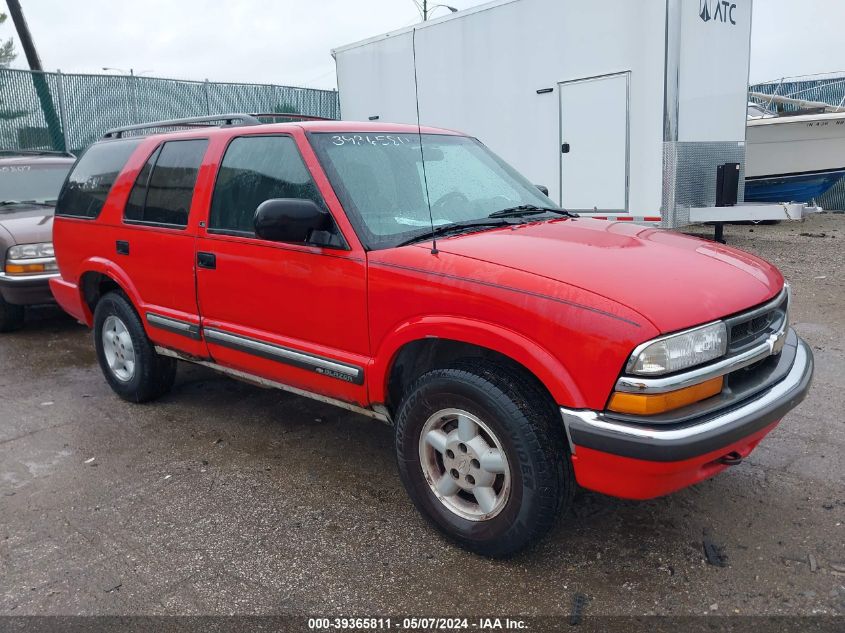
[559,72,630,213]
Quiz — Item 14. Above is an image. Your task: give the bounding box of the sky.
[0,0,843,90]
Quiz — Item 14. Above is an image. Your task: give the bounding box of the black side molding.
[146,313,201,340]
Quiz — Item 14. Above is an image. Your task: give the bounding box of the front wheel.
[93,292,176,403]
[394,362,574,557]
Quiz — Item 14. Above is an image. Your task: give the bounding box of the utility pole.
[5,0,65,150]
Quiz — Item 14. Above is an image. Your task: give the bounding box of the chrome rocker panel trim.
[154,346,389,423]
[561,338,813,462]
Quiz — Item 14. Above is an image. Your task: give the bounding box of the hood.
[0,205,55,245]
[428,218,783,333]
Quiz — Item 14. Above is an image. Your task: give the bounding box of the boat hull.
[745,168,845,203]
[746,112,845,202]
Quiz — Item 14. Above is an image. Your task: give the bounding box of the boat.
[745,93,845,203]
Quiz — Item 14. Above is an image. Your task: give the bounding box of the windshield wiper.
[488,204,578,219]
[396,219,514,247]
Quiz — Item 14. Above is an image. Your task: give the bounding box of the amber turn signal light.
[607,376,724,416]
[4,262,48,275]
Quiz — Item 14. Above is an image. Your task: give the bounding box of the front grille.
[725,288,788,355]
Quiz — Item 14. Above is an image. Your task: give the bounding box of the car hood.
[429,218,784,333]
[0,205,55,245]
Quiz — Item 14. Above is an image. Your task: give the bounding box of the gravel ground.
[0,213,843,619]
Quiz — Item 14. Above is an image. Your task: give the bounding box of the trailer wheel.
[394,361,573,557]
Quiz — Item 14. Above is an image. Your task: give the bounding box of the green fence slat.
[0,68,339,155]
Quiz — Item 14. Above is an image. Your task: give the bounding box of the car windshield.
[309,133,560,249]
[0,163,72,207]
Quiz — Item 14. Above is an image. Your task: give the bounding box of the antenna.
[412,27,438,255]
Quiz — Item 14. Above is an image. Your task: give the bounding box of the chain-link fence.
[750,75,845,211]
[0,68,340,154]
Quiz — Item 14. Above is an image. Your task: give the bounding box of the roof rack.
[102,112,334,140]
[102,114,261,139]
[251,112,334,122]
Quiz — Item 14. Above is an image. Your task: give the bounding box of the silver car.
[0,150,75,331]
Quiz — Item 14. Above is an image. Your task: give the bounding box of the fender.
[74,256,145,327]
[369,315,586,408]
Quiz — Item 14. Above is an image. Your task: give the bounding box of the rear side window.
[124,139,208,228]
[209,135,328,237]
[56,139,142,219]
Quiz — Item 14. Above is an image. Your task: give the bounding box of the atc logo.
[699,0,737,25]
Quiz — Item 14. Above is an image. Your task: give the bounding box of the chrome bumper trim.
[0,271,60,283]
[561,338,812,460]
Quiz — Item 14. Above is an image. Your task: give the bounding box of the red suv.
[51,114,813,556]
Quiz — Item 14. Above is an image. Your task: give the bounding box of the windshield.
[309,133,559,249]
[0,163,72,205]
[747,103,774,119]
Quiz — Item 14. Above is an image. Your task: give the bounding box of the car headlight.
[7,242,54,259]
[626,321,727,376]
[4,242,57,275]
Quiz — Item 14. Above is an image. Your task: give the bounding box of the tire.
[0,295,25,333]
[93,291,176,403]
[394,360,574,557]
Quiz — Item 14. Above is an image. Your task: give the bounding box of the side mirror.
[254,198,331,244]
[536,185,550,197]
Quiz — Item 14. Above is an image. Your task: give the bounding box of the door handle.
[197,251,216,270]
[116,240,129,255]
[561,143,571,154]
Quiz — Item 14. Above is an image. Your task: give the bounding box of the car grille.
[725,287,789,355]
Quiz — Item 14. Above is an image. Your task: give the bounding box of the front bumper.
[560,336,813,499]
[0,271,59,306]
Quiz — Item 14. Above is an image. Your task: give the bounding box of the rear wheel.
[395,361,574,557]
[93,292,176,402]
[0,295,25,333]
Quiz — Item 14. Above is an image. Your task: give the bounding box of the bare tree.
[0,12,27,123]
[0,12,17,68]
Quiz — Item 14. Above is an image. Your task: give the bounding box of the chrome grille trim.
[725,285,789,354]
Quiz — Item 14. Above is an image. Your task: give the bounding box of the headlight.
[4,242,57,275]
[626,322,727,376]
[7,242,54,259]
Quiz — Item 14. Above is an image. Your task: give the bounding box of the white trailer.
[333,0,813,228]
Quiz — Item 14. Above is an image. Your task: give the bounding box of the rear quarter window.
[56,139,142,219]
[124,139,208,228]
